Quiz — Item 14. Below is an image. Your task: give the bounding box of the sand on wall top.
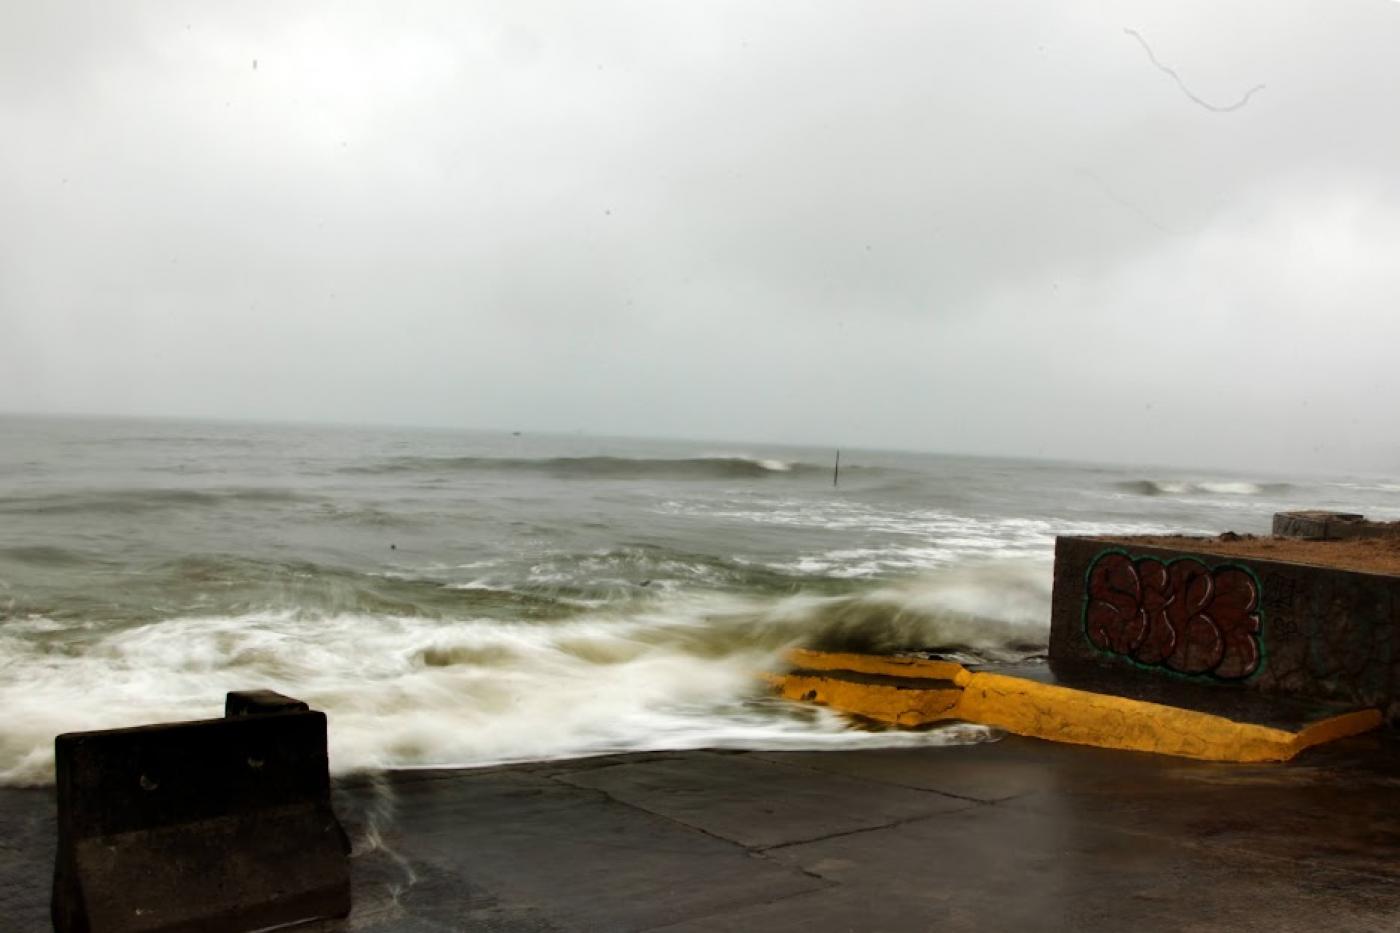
[1099,533,1400,576]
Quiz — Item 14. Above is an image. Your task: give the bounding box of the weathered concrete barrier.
[1272,510,1400,540]
[53,691,350,933]
[1051,535,1400,722]
[224,688,310,718]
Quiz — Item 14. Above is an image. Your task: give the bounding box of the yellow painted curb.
[770,651,1383,763]
[1289,708,1385,754]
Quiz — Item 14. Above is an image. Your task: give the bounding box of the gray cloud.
[3,0,1399,472]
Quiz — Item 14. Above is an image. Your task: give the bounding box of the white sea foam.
[1113,479,1290,499]
[1329,481,1400,494]
[657,498,1174,577]
[1196,481,1264,495]
[699,452,795,473]
[0,575,1029,785]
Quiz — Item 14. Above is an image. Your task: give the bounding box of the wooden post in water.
[833,449,840,487]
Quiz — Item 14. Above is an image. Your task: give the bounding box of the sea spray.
[0,562,1042,784]
[345,773,418,908]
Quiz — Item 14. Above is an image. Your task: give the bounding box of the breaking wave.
[343,455,879,481]
[1115,479,1292,498]
[0,545,101,567]
[0,560,1042,785]
[0,487,308,516]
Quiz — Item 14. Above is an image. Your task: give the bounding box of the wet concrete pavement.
[5,734,1400,931]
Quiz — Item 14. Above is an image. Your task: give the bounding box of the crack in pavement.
[756,807,977,854]
[745,751,1029,806]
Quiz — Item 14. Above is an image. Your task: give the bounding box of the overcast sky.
[3,0,1399,472]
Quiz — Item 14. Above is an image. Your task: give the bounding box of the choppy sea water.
[2,414,1397,785]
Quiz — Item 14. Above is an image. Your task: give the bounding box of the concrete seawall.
[1051,535,1400,720]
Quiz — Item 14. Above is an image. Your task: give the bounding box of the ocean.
[2,414,1397,785]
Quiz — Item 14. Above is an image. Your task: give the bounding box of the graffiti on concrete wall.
[1083,551,1262,680]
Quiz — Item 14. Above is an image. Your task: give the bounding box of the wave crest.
[0,487,306,516]
[1115,479,1291,497]
[343,455,871,481]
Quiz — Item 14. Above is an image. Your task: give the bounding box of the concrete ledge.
[53,693,350,933]
[769,651,1382,762]
[954,669,1380,762]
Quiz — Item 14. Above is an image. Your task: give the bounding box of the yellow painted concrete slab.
[769,651,1383,763]
[765,671,962,728]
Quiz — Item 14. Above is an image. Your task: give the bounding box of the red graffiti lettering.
[1084,552,1260,680]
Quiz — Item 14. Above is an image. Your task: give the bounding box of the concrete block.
[225,690,310,718]
[1050,536,1400,721]
[1273,511,1367,539]
[52,696,350,933]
